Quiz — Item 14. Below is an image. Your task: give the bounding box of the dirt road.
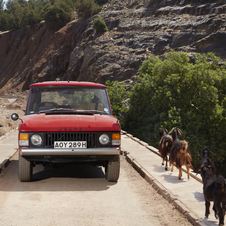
[0,152,192,226]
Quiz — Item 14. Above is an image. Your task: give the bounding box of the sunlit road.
[0,152,192,226]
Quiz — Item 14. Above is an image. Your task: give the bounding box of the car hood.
[19,113,120,132]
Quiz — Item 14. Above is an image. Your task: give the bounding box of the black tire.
[105,157,120,182]
[18,155,33,182]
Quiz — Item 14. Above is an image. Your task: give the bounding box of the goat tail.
[180,140,188,154]
[216,176,225,193]
[189,161,194,170]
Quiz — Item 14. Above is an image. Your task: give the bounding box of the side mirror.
[11,113,23,123]
[119,111,126,119]
[11,113,19,121]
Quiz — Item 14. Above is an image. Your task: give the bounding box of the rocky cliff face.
[0,0,226,93]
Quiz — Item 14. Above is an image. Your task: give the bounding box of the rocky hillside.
[0,0,226,94]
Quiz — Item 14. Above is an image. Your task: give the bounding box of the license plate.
[54,141,87,149]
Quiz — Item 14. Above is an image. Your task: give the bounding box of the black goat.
[168,128,192,180]
[200,163,226,225]
[200,148,216,176]
[158,129,173,171]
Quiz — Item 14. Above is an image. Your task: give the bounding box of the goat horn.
[201,148,215,156]
[168,128,174,135]
[177,128,182,135]
[210,151,215,156]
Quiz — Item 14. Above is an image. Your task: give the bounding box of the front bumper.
[20,147,120,156]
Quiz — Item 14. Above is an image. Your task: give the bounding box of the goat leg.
[186,165,190,180]
[218,208,224,225]
[213,203,219,219]
[214,199,224,225]
[171,164,174,172]
[205,200,210,218]
[165,155,168,171]
[178,167,182,180]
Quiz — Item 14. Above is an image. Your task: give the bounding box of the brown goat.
[158,129,173,171]
[169,128,193,180]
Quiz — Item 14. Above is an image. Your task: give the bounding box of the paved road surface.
[0,151,193,226]
[0,129,221,226]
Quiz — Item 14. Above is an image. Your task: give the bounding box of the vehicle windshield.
[26,86,112,115]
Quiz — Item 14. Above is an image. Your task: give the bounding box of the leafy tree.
[106,80,131,127]
[0,0,4,10]
[0,0,106,31]
[0,0,47,31]
[44,0,74,30]
[0,11,9,30]
[95,0,108,5]
[124,51,226,175]
[76,0,101,18]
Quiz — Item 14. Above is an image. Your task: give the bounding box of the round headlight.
[99,134,110,145]
[31,134,42,146]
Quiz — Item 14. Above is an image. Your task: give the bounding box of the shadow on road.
[0,160,117,192]
[33,163,105,181]
[160,173,187,184]
[193,191,205,202]
[152,164,188,184]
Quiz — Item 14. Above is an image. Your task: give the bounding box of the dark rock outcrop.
[0,0,226,92]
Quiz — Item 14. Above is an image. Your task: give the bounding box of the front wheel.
[18,155,33,182]
[105,157,120,182]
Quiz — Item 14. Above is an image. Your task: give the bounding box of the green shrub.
[124,51,226,175]
[95,0,108,5]
[0,0,4,10]
[93,16,107,33]
[106,80,131,127]
[0,0,74,31]
[44,0,73,30]
[76,0,101,18]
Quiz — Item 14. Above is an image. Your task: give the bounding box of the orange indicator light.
[19,133,29,141]
[112,133,120,140]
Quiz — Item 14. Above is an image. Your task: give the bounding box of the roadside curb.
[0,150,17,174]
[0,127,18,142]
[121,130,203,226]
[0,128,18,174]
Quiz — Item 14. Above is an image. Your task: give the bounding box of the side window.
[26,88,41,114]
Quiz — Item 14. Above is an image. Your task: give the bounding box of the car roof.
[30,81,106,88]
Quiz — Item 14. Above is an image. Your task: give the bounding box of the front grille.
[45,132,96,148]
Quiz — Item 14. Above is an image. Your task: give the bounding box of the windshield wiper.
[39,108,75,113]
[49,109,106,114]
[49,108,74,112]
[87,110,108,115]
[39,109,97,115]
[39,108,107,115]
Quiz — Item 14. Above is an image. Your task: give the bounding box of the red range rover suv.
[11,81,121,182]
